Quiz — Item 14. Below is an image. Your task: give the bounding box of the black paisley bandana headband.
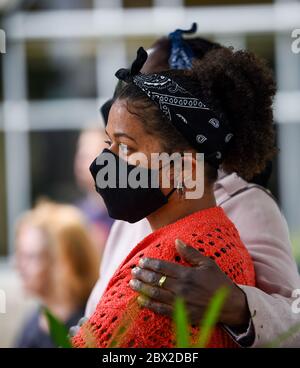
[115,47,234,168]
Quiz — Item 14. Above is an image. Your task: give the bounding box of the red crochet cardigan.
[73,206,255,348]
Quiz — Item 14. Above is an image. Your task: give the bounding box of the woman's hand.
[129,239,251,327]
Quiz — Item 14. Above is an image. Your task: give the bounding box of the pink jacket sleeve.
[216,173,300,347]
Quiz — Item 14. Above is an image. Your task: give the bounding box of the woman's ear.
[158,152,204,200]
[181,153,205,200]
[159,153,183,190]
[180,153,194,188]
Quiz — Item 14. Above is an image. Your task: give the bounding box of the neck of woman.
[147,186,216,232]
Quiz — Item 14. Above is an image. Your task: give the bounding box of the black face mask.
[89,148,176,223]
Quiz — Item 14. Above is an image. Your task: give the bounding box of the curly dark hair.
[115,46,277,182]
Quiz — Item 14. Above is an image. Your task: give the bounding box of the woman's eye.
[119,143,130,154]
[104,140,112,147]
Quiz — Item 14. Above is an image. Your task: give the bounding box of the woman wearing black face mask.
[72,45,276,348]
[79,27,300,349]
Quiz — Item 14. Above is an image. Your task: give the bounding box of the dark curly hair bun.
[188,46,277,181]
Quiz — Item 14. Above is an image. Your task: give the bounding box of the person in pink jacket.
[78,26,300,347]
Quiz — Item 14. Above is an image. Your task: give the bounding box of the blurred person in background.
[74,127,114,260]
[14,200,99,348]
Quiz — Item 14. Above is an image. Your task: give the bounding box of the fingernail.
[176,239,186,248]
[68,326,79,337]
[78,317,88,327]
[131,266,140,274]
[129,279,140,289]
[137,295,148,306]
[139,258,147,267]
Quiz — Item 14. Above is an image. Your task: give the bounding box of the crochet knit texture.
[73,206,255,348]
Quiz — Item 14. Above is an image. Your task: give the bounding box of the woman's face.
[105,99,165,168]
[15,225,53,297]
[105,99,176,196]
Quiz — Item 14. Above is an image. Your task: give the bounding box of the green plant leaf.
[43,307,72,348]
[195,286,229,348]
[173,297,189,348]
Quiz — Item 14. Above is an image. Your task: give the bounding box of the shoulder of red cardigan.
[116,206,237,269]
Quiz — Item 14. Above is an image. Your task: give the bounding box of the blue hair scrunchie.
[168,22,197,70]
